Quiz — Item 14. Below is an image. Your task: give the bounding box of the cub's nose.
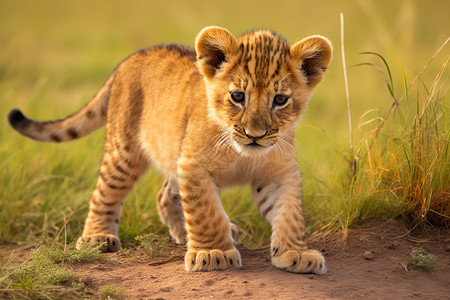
[244,128,267,140]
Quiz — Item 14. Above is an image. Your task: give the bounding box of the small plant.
[17,276,35,294]
[409,248,438,270]
[100,285,127,300]
[135,233,170,258]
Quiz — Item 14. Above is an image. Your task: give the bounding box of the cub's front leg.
[177,158,241,271]
[252,160,327,275]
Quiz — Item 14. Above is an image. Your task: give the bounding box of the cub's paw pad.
[272,249,326,275]
[76,234,121,252]
[185,248,241,272]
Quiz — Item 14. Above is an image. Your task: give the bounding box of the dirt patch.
[2,219,449,299]
[68,219,450,299]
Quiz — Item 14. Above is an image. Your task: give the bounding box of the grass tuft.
[408,248,439,270]
[99,285,128,300]
[33,243,106,264]
[304,42,449,232]
[135,233,170,258]
[0,243,105,299]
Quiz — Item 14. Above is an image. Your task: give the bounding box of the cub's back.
[109,44,206,174]
[113,44,200,105]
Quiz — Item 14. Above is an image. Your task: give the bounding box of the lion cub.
[8,26,332,274]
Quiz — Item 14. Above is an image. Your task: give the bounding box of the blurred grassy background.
[0,0,448,246]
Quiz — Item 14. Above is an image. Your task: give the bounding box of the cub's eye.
[273,94,289,107]
[230,91,245,104]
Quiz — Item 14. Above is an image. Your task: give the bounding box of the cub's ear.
[290,36,332,88]
[195,26,239,79]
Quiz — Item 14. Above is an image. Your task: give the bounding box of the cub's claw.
[76,234,121,252]
[185,248,241,271]
[272,249,326,275]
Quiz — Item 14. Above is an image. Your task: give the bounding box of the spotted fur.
[8,26,332,274]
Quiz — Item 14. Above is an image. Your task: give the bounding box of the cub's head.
[195,26,332,156]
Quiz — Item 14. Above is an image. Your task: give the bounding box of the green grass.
[0,241,105,299]
[0,0,448,252]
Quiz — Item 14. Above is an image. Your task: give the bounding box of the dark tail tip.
[8,109,29,129]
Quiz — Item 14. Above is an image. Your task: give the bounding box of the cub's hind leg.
[156,177,186,244]
[77,141,147,252]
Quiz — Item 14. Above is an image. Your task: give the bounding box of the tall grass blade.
[340,12,355,175]
[360,51,395,100]
[401,65,409,103]
[352,62,395,98]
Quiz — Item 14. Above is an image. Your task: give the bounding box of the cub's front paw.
[272,248,326,275]
[76,234,121,252]
[185,248,242,271]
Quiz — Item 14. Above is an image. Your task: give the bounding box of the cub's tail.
[8,75,114,142]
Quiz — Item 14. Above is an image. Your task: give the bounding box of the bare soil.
[71,218,450,299]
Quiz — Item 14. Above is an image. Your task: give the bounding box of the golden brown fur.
[8,26,332,274]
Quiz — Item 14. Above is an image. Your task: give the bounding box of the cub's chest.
[212,157,262,188]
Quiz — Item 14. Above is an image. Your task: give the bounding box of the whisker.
[213,130,236,154]
[276,134,295,154]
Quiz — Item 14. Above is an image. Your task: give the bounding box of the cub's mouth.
[223,126,279,155]
[246,141,264,148]
[231,136,276,155]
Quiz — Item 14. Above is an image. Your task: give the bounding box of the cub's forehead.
[234,31,292,89]
[238,30,290,51]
